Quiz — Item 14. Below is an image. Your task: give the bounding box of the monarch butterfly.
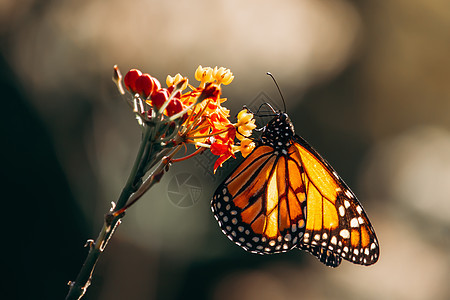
[211,105,379,267]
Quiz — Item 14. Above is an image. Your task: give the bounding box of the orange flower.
[117,65,256,172]
[236,138,256,157]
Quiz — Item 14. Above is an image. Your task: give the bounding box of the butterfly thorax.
[260,112,295,151]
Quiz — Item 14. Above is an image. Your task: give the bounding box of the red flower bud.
[124,69,142,93]
[167,86,182,99]
[166,98,184,116]
[180,112,188,124]
[151,77,161,93]
[151,89,169,110]
[135,74,156,98]
[174,90,182,99]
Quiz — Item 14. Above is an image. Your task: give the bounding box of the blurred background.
[1,0,449,299]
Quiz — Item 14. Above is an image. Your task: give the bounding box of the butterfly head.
[261,112,295,150]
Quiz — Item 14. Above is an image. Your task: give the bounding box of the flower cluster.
[113,65,256,172]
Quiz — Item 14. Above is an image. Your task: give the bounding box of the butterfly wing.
[211,144,307,254]
[291,135,380,267]
[211,111,379,267]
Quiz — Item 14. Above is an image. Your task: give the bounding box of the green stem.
[65,125,156,300]
[121,125,155,198]
[116,145,182,213]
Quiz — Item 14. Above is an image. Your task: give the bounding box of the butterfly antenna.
[266,72,287,112]
[255,103,276,116]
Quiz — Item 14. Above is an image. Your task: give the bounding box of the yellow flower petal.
[166,73,188,90]
[195,65,213,86]
[239,138,255,157]
[213,66,234,85]
[240,119,256,131]
[236,110,256,130]
[194,65,204,81]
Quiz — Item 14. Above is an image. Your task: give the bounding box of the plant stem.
[65,126,156,300]
[115,145,182,214]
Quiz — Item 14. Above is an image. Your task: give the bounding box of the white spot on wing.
[345,190,353,198]
[330,236,337,245]
[340,229,350,239]
[356,205,363,214]
[339,206,345,217]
